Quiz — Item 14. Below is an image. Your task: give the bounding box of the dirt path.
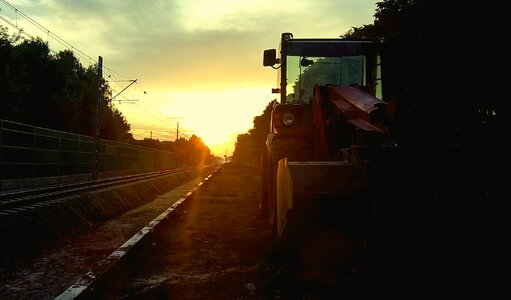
[118,163,277,299]
[108,163,510,299]
[115,163,378,299]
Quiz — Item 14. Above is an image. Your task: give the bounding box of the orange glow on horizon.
[123,86,275,157]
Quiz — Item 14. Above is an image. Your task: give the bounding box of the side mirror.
[263,49,278,66]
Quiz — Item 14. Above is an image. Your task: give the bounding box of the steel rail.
[0,167,197,215]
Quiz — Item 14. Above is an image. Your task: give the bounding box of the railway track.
[0,167,195,216]
[55,165,222,299]
[0,165,222,300]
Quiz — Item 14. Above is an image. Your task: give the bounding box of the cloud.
[4,0,378,87]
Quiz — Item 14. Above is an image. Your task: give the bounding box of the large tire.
[260,149,279,236]
[267,154,279,237]
[265,138,313,263]
[259,151,269,218]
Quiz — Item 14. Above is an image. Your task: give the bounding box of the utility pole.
[176,121,179,141]
[92,56,103,179]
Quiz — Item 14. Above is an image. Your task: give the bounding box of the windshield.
[286,55,366,103]
[281,39,381,104]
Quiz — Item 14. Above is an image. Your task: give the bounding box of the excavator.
[260,32,507,294]
[261,32,396,270]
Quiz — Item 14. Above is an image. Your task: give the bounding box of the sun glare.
[191,122,231,146]
[160,87,274,155]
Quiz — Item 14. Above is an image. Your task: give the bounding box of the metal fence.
[0,119,176,180]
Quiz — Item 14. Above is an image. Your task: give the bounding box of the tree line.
[0,26,215,166]
[232,100,274,165]
[343,1,501,147]
[133,135,219,166]
[1,26,130,141]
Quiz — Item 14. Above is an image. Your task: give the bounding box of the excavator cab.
[264,33,383,103]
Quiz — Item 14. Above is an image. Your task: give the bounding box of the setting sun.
[154,87,274,155]
[114,86,275,156]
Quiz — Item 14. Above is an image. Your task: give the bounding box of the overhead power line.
[0,15,32,39]
[0,0,95,64]
[131,102,174,128]
[0,0,150,101]
[1,0,176,139]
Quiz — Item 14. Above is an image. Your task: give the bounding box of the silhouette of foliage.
[343,1,501,147]
[0,26,132,142]
[340,2,508,287]
[133,135,216,166]
[232,100,275,165]
[340,1,506,203]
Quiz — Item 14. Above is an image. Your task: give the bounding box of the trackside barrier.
[0,119,176,186]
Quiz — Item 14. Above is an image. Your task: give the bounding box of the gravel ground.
[113,163,374,300]
[111,163,509,299]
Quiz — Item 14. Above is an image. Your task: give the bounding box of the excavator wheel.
[259,151,269,218]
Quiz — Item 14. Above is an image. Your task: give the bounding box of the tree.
[0,27,23,120]
[232,100,275,165]
[0,28,132,141]
[340,2,508,286]
[343,1,500,147]
[133,135,215,167]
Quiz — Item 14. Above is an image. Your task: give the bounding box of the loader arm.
[312,84,389,160]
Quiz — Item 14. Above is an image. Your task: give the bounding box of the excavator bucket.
[273,157,372,271]
[276,158,370,237]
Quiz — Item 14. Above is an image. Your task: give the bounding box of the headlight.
[282,112,295,125]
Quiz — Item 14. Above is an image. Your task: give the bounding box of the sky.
[1,0,379,156]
